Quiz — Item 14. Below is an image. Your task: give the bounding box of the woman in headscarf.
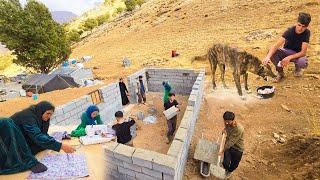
[119,78,130,106]
[162,81,172,105]
[1,101,75,175]
[71,105,103,137]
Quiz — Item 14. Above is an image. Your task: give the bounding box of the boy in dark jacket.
[112,111,136,146]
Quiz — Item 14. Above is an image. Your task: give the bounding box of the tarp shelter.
[22,74,79,94]
[50,67,93,85]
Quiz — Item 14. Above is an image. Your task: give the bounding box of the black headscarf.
[11,101,55,133]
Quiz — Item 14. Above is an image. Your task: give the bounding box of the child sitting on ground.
[112,111,136,146]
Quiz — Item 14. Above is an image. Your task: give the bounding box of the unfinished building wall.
[167,71,205,179]
[98,82,123,124]
[51,83,123,126]
[146,68,199,95]
[50,95,92,125]
[102,70,205,180]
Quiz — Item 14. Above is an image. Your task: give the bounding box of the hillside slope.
[0,1,319,179]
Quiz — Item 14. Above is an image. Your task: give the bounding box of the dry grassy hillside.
[0,1,319,179]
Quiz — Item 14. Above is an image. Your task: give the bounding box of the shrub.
[125,0,136,11]
[67,29,81,43]
[136,0,145,6]
[83,18,98,31]
[116,7,125,14]
[96,14,110,25]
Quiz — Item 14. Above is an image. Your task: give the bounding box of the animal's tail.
[191,54,207,63]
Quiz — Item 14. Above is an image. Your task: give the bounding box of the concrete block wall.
[98,83,123,124]
[50,83,123,126]
[146,68,199,96]
[126,69,148,103]
[167,70,205,180]
[102,70,205,180]
[50,95,92,125]
[103,142,177,180]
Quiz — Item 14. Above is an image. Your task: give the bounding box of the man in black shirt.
[263,12,311,82]
[112,111,135,146]
[164,93,180,144]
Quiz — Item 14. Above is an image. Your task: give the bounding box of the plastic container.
[257,86,275,99]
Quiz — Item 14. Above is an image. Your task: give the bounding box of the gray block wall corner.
[50,68,205,180]
[102,68,205,180]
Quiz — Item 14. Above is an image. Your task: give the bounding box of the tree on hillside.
[82,18,98,31]
[125,0,136,11]
[0,0,71,73]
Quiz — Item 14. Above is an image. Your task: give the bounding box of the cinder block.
[62,102,76,113]
[174,128,188,143]
[105,154,123,166]
[179,111,192,129]
[152,153,176,175]
[114,144,136,163]
[163,174,174,180]
[141,167,162,179]
[105,162,118,172]
[53,107,63,116]
[188,94,197,106]
[118,166,136,177]
[123,162,142,172]
[192,84,200,91]
[135,172,159,180]
[163,106,178,120]
[126,175,137,180]
[167,140,183,158]
[132,148,155,169]
[103,142,119,157]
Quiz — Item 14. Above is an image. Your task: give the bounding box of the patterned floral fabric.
[28,154,89,179]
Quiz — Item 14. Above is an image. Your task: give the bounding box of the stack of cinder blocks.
[51,95,92,125]
[99,83,123,124]
[104,142,177,180]
[146,68,198,95]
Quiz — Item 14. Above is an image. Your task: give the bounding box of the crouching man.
[220,111,244,179]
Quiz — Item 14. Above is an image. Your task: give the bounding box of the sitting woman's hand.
[61,144,76,153]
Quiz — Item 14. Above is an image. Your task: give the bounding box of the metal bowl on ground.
[257,85,275,99]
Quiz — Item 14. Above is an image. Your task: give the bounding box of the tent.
[22,74,79,94]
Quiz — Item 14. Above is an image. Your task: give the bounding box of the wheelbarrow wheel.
[200,161,211,177]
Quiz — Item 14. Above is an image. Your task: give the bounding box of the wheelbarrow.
[194,133,225,178]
